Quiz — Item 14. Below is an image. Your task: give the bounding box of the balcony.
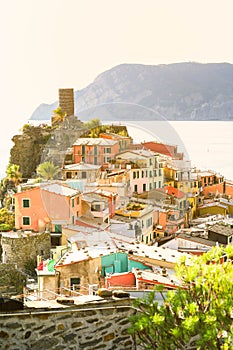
[91,208,109,221]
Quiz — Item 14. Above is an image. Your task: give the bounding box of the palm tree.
[6,164,22,187]
[52,106,67,126]
[36,162,60,181]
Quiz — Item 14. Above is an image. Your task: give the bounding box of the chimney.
[59,88,74,116]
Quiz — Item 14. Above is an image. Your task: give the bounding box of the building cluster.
[2,88,233,302]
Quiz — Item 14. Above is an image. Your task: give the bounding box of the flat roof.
[73,138,117,146]
[41,183,80,197]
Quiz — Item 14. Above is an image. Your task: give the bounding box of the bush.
[0,223,11,231]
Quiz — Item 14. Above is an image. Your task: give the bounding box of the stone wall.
[1,232,51,270]
[0,298,136,350]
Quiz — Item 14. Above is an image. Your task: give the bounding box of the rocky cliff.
[31,62,233,121]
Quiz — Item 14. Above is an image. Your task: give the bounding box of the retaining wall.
[0,298,135,350]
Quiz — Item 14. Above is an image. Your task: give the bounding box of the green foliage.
[128,246,233,349]
[84,118,101,130]
[0,223,11,231]
[52,106,67,126]
[0,208,15,230]
[36,161,60,180]
[6,164,22,187]
[21,123,31,132]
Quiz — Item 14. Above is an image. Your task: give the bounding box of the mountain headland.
[30,62,233,121]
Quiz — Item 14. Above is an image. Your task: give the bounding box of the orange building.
[99,132,132,152]
[14,182,82,232]
[72,138,119,165]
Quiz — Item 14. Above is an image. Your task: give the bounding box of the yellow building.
[197,202,228,217]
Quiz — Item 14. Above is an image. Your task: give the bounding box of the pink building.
[14,182,82,232]
[72,138,119,166]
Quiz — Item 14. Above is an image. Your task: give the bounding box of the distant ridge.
[30,62,233,121]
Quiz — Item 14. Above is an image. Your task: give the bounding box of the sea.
[1,121,233,181]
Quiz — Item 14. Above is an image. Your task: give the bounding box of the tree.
[6,164,22,187]
[0,208,15,231]
[128,246,233,350]
[52,106,67,126]
[84,118,101,130]
[36,161,60,180]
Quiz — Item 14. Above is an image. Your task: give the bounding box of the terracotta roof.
[158,186,186,199]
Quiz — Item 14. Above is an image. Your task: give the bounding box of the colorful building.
[72,138,119,165]
[62,162,101,182]
[115,149,164,194]
[14,182,82,232]
[99,131,132,152]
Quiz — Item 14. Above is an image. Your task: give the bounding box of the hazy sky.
[1,0,233,176]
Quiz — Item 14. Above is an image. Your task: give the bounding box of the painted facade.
[62,162,101,182]
[115,149,164,194]
[99,132,132,152]
[14,183,82,232]
[72,138,119,165]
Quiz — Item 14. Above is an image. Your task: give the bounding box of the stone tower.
[59,88,74,116]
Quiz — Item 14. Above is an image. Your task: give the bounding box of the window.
[94,157,98,165]
[76,196,80,205]
[23,199,30,208]
[134,184,138,193]
[72,198,75,207]
[70,277,80,291]
[146,217,152,228]
[149,159,152,165]
[104,147,111,153]
[104,156,111,163]
[82,145,85,155]
[23,217,30,225]
[143,183,146,192]
[81,171,87,179]
[154,170,157,177]
[55,224,62,233]
[149,171,152,178]
[159,181,162,188]
[94,146,98,155]
[81,156,85,162]
[92,203,101,211]
[154,182,157,189]
[66,172,72,179]
[72,215,75,224]
[142,170,144,178]
[149,183,152,190]
[159,169,162,176]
